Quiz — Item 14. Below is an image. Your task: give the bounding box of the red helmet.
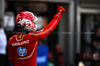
[16,11,38,31]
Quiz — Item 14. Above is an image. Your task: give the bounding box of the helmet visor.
[32,16,38,24]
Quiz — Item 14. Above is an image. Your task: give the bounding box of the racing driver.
[8,6,65,66]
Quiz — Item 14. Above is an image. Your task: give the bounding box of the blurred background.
[0,0,100,66]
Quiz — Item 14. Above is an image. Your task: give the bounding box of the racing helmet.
[16,11,38,31]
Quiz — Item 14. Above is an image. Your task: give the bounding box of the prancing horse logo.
[17,47,27,56]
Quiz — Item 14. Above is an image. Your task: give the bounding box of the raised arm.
[29,6,65,41]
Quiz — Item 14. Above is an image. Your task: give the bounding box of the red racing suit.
[8,6,65,66]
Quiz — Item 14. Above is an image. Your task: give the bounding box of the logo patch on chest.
[17,47,27,56]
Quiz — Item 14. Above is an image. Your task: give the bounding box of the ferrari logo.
[19,34,22,38]
[16,34,24,41]
[60,9,62,12]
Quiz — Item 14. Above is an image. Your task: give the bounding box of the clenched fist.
[54,5,65,20]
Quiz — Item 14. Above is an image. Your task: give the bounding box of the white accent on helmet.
[17,19,37,31]
[17,19,32,26]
